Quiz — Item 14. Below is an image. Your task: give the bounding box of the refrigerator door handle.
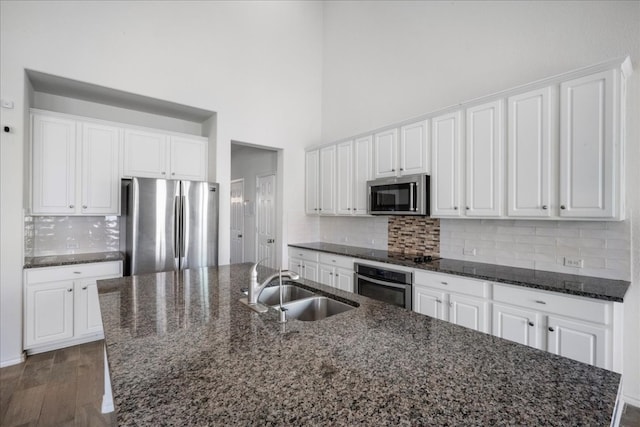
[174,195,181,268]
[180,195,187,262]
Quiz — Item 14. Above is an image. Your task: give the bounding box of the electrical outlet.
[463,247,476,256]
[564,257,584,268]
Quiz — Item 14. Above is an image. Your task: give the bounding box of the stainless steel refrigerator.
[121,177,219,276]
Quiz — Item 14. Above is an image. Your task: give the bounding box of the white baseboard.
[25,334,104,355]
[622,392,640,408]
[0,352,26,368]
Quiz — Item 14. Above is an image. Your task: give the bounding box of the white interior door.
[256,174,276,269]
[230,179,245,264]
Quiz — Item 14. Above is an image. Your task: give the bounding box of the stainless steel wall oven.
[354,263,413,309]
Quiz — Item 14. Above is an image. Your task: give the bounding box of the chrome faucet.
[247,259,299,306]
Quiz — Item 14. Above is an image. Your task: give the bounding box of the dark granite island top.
[24,251,124,268]
[98,264,621,426]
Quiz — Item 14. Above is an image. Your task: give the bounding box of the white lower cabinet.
[413,271,489,333]
[492,283,613,370]
[24,261,122,354]
[288,248,319,282]
[318,253,354,292]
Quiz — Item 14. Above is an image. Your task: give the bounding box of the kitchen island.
[98,264,621,426]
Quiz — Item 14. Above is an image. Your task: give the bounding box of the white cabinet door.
[32,114,77,214]
[560,70,617,218]
[334,268,354,292]
[431,111,462,217]
[353,135,372,215]
[302,261,318,282]
[336,141,353,215]
[508,88,553,217]
[123,128,169,178]
[25,281,74,347]
[319,145,336,215]
[492,303,542,349]
[465,100,504,217]
[74,279,103,337]
[319,265,334,287]
[288,258,302,276]
[547,315,608,369]
[413,285,447,321]
[80,122,120,215]
[373,129,398,178]
[448,293,488,333]
[400,120,429,175]
[305,150,319,214]
[169,136,207,181]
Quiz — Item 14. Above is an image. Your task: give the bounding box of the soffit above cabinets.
[26,69,215,123]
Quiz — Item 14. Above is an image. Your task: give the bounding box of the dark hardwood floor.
[0,340,114,426]
[1,340,639,426]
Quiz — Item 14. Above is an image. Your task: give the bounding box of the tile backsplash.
[24,216,120,256]
[440,219,631,281]
[388,216,440,255]
[318,216,388,249]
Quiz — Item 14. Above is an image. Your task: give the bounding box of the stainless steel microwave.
[367,174,430,215]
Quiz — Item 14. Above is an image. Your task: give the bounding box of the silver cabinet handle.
[391,168,395,172]
[560,205,566,210]
[528,321,534,327]
[73,271,81,274]
[161,171,166,175]
[172,172,176,175]
[400,168,404,171]
[454,206,458,210]
[238,234,243,238]
[548,327,555,332]
[466,207,470,210]
[329,272,333,276]
[82,205,87,209]
[82,286,88,290]
[441,282,448,285]
[67,288,73,292]
[69,204,74,208]
[542,205,548,210]
[435,299,442,303]
[534,300,546,305]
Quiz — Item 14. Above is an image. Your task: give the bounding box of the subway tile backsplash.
[440,219,631,281]
[24,216,120,256]
[319,216,388,250]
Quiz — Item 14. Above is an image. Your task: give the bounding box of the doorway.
[230,143,279,266]
[230,179,244,264]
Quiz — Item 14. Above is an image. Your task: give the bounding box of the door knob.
[267,239,275,243]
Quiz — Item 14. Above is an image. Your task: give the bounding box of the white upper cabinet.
[465,100,504,217]
[319,145,336,215]
[373,128,398,178]
[123,130,207,181]
[353,135,372,215]
[123,128,169,178]
[32,113,120,215]
[305,149,319,214]
[431,111,462,217]
[400,120,430,175]
[507,87,554,217]
[80,122,120,215]
[169,136,208,181]
[32,114,77,214]
[336,141,353,215]
[559,69,619,219]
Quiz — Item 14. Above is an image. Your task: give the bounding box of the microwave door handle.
[356,274,410,289]
[409,182,415,211]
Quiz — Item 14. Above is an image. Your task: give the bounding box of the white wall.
[0,1,322,366]
[231,145,278,263]
[321,0,640,405]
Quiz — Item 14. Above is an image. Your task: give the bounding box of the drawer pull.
[534,300,546,305]
[82,286,88,290]
[73,271,82,274]
[441,281,448,285]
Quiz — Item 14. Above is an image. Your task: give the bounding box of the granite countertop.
[289,242,630,302]
[98,264,620,426]
[24,251,124,269]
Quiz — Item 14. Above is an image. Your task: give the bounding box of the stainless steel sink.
[258,284,316,306]
[280,296,355,321]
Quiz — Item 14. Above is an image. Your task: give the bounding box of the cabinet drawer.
[414,270,488,298]
[319,253,353,270]
[493,283,610,325]
[25,261,122,284]
[288,248,319,263]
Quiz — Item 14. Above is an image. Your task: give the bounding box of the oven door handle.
[356,274,410,289]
